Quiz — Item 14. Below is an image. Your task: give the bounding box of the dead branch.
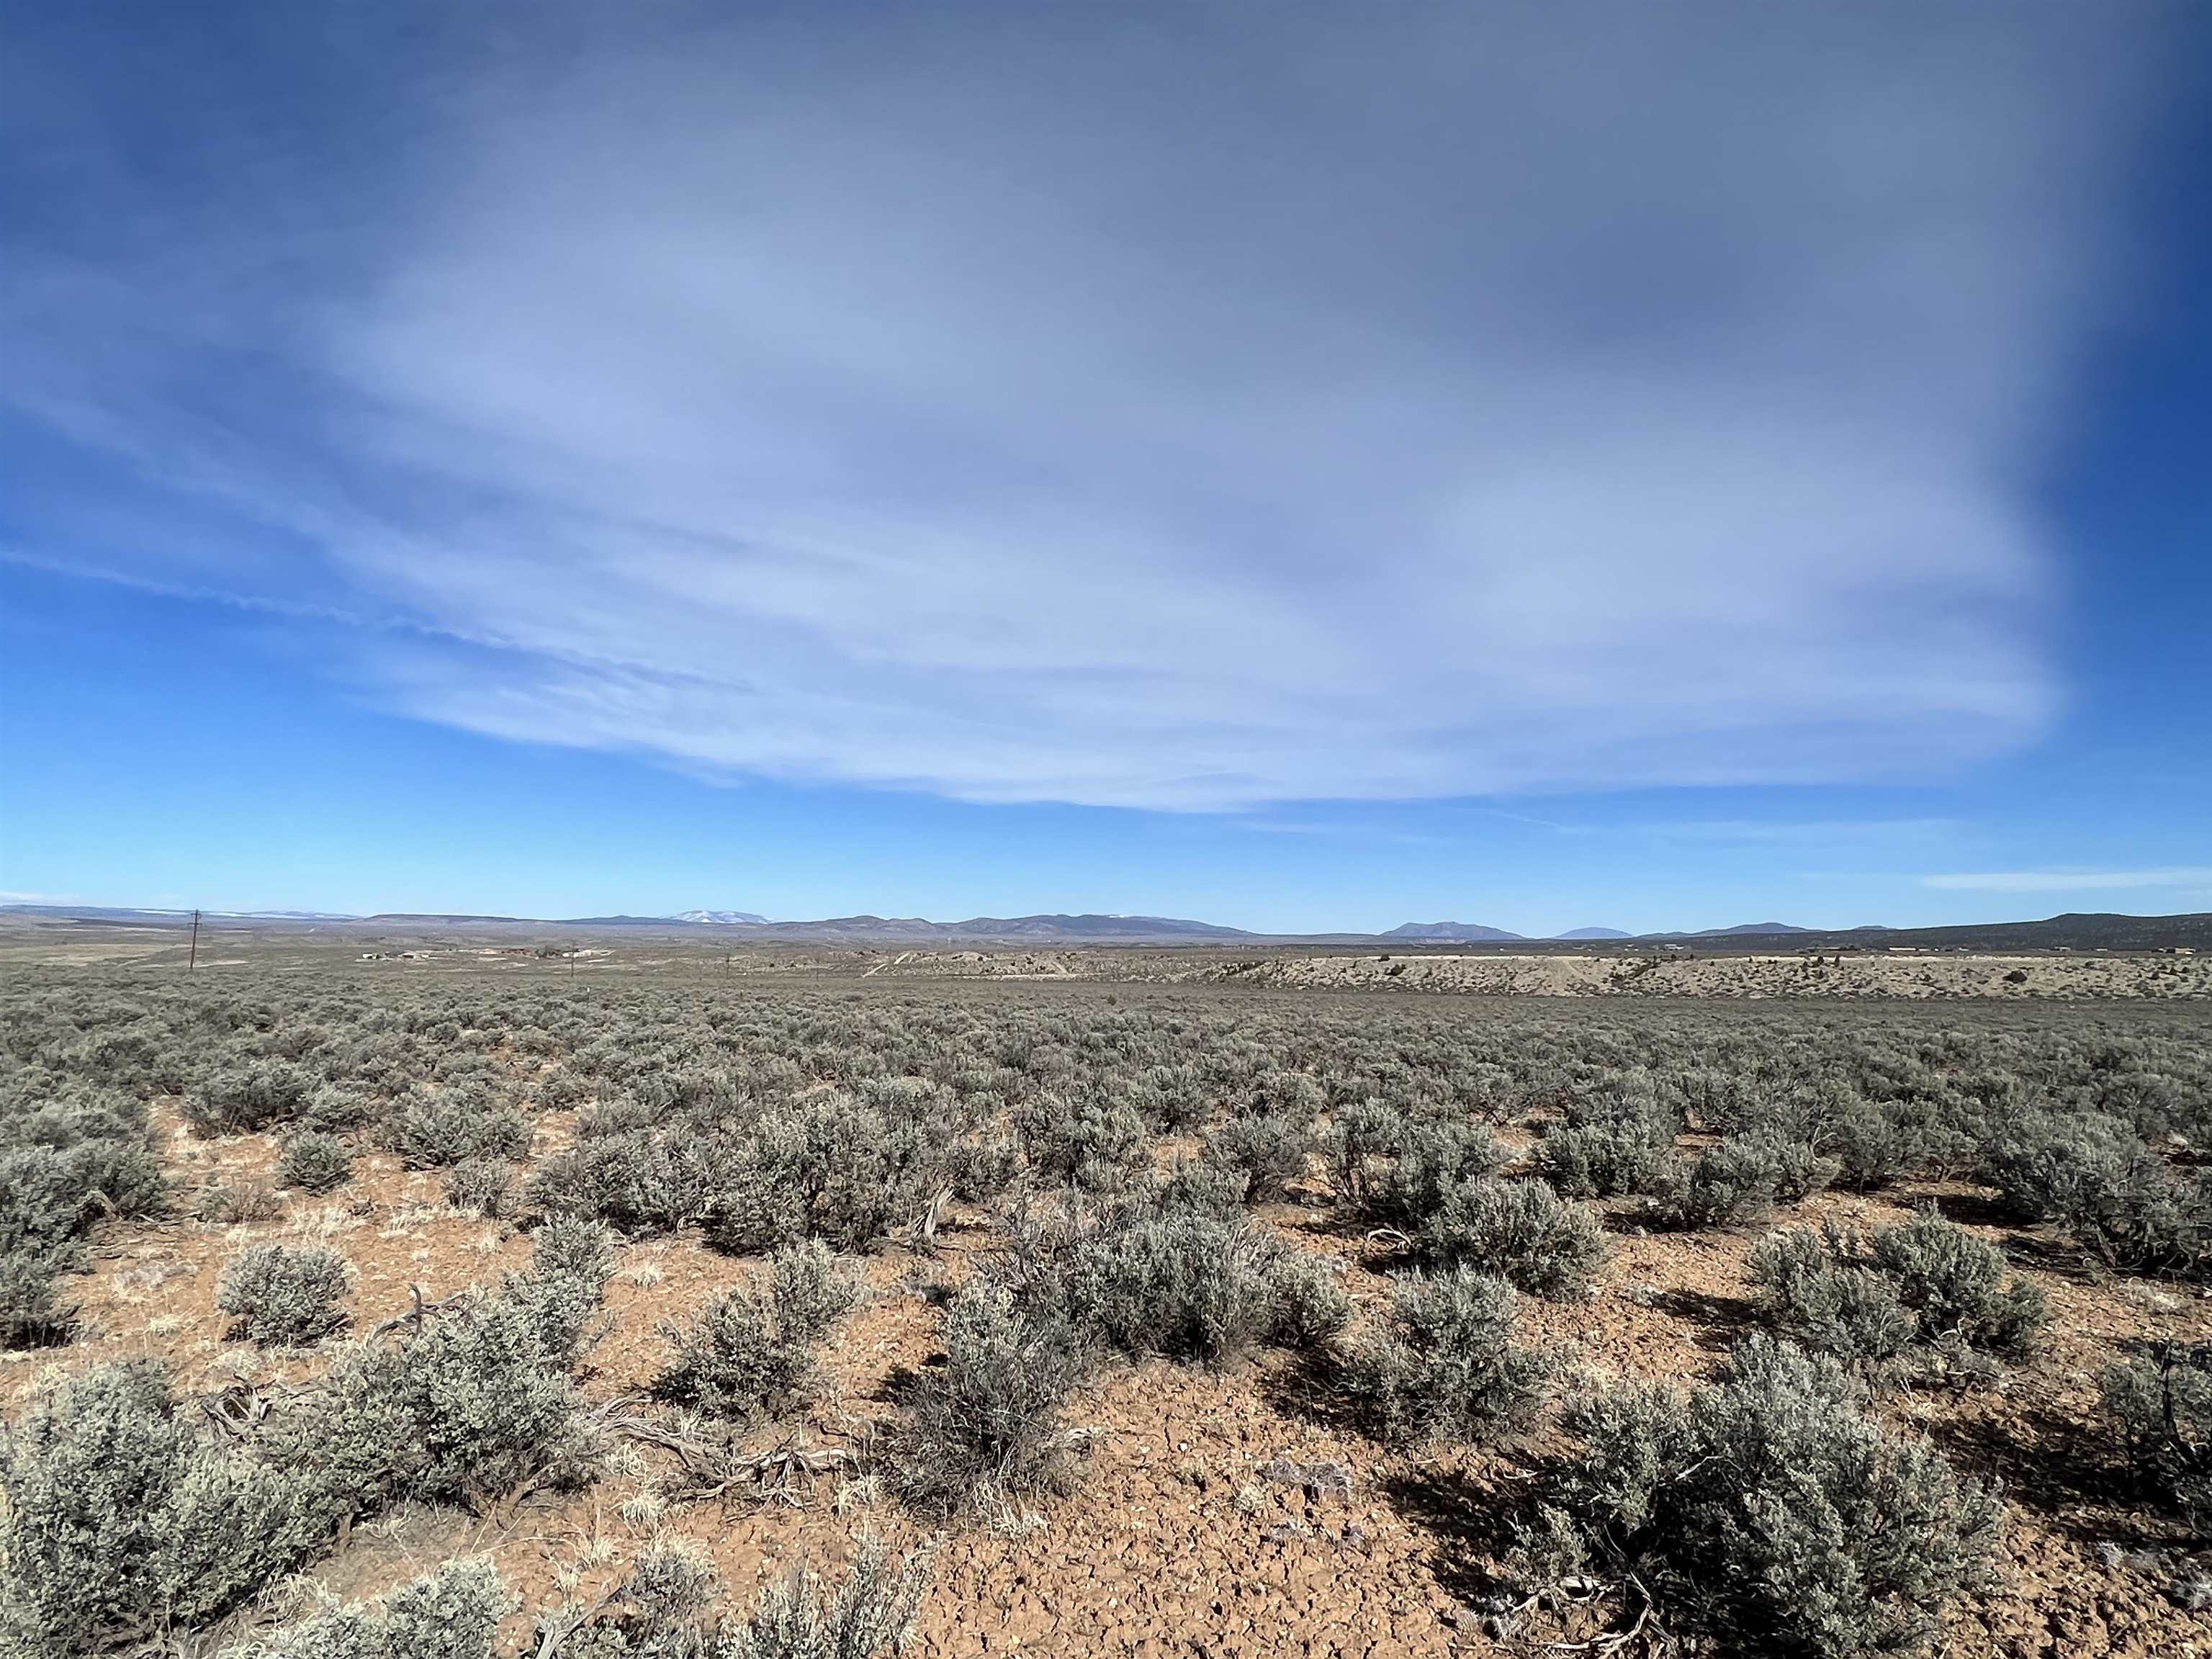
[365,1284,476,1341]
[595,1403,855,1508]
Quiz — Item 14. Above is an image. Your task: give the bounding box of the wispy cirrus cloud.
[1636,819,1963,847]
[1923,868,2212,894]
[0,4,2181,809]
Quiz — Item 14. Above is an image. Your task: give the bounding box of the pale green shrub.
[2100,1342,2211,1538]
[722,1537,929,1659]
[1326,1106,1506,1228]
[1530,1115,1673,1200]
[1645,1138,1784,1231]
[530,1128,746,1234]
[275,1130,354,1194]
[545,1537,925,1659]
[234,1559,509,1659]
[1202,1112,1310,1202]
[886,1281,1089,1519]
[1004,1200,1349,1366]
[1016,1093,1151,1192]
[0,1363,321,1653]
[0,1246,75,1349]
[653,1240,860,1419]
[1420,1177,1604,1299]
[184,1061,315,1135]
[444,1156,514,1218]
[1752,1212,2047,1390]
[217,1243,354,1346]
[379,1087,532,1169]
[0,1135,165,1256]
[1983,1109,2209,1276]
[1513,1337,2002,1657]
[1342,1267,1549,1447]
[272,1290,601,1520]
[706,1092,940,1254]
[502,1215,617,1369]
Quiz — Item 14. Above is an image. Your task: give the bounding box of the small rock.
[1304,1461,1356,1500]
[1260,1456,1355,1500]
[2117,1279,2182,1315]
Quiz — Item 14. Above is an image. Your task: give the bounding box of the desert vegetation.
[1,957,2207,1656]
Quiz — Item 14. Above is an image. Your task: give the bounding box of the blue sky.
[2,2,2208,935]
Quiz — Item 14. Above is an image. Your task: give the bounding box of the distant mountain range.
[0,905,1257,945]
[5,904,2207,953]
[719,913,1259,943]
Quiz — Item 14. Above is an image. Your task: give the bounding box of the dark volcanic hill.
[1381,921,1526,943]
[1773,912,2212,953]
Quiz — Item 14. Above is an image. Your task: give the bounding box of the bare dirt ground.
[1192,950,2211,1001]
[855,948,2211,1000]
[12,1115,2206,1652]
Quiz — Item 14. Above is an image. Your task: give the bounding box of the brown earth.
[17,1090,2211,1659]
[835,945,2212,999]
[1194,951,2212,1002]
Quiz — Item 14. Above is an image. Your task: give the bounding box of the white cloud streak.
[1923,868,2212,893]
[1,4,2178,808]
[1637,819,1963,847]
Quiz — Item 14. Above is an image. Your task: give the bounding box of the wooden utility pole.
[187,909,200,972]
